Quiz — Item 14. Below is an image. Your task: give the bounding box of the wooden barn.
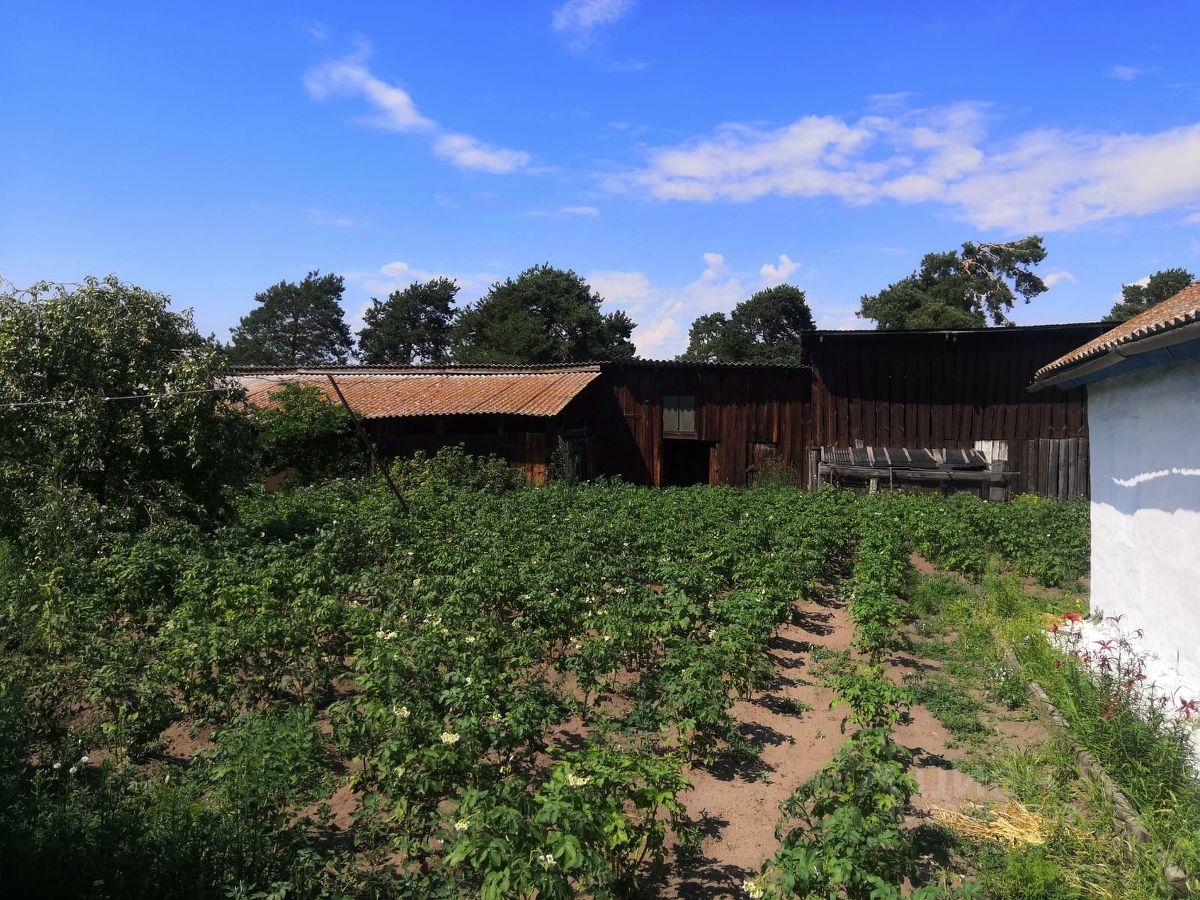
[235,321,1109,498]
[804,323,1108,497]
[236,365,606,484]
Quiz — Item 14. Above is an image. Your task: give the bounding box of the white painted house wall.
[1088,356,1200,687]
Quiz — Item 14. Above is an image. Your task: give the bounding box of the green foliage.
[1105,267,1195,323]
[1018,629,1200,874]
[680,284,814,364]
[0,276,252,550]
[875,491,1089,587]
[451,264,636,364]
[0,453,1103,897]
[445,743,689,898]
[358,277,458,364]
[389,444,527,493]
[904,672,990,742]
[858,236,1048,329]
[249,382,362,482]
[548,435,580,485]
[227,270,354,366]
[759,728,920,898]
[908,576,970,617]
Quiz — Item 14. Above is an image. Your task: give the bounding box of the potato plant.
[0,452,1090,897]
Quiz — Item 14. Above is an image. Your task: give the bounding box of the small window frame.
[662,394,697,435]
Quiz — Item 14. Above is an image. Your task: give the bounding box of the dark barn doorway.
[662,439,712,486]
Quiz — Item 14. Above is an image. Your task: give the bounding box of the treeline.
[223,239,1195,368]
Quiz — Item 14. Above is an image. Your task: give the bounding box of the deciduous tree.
[0,276,251,541]
[858,237,1048,329]
[681,285,814,364]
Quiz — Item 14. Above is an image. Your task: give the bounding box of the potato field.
[0,454,1161,898]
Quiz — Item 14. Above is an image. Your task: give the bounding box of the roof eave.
[1030,320,1200,391]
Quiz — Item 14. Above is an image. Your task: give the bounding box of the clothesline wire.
[2,386,239,410]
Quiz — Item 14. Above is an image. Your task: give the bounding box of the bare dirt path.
[658,575,1048,896]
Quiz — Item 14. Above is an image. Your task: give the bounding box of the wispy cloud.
[608,101,1200,232]
[553,0,634,49]
[528,205,601,217]
[1043,270,1077,288]
[1110,65,1143,82]
[588,252,845,357]
[433,133,530,174]
[304,45,530,173]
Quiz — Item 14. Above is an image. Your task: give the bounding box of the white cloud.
[760,254,799,285]
[1043,270,1077,289]
[589,252,849,357]
[433,133,530,174]
[553,0,633,48]
[528,205,601,217]
[632,318,682,356]
[610,101,1200,232]
[304,46,529,173]
[304,57,433,132]
[1110,65,1143,81]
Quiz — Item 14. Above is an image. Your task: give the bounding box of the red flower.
[1064,612,1083,624]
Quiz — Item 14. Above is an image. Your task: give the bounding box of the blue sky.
[4,1,1200,357]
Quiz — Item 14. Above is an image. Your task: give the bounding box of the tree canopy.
[1105,267,1196,322]
[228,271,354,366]
[0,276,251,543]
[858,236,1048,330]
[358,278,458,365]
[451,264,636,364]
[680,284,815,364]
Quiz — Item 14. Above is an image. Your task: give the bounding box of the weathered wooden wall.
[600,363,812,487]
[356,324,1107,497]
[805,324,1106,499]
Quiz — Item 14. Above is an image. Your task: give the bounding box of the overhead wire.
[1,386,240,411]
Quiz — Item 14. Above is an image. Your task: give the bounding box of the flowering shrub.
[1028,613,1200,865]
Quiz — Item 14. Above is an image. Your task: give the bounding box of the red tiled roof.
[236,367,600,418]
[1033,283,1200,381]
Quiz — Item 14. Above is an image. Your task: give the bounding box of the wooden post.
[326,375,408,513]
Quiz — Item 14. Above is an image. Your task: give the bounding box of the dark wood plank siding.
[600,364,811,487]
[805,324,1105,498]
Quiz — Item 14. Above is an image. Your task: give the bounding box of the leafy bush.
[250,382,362,483]
[0,276,254,551]
[390,444,526,494]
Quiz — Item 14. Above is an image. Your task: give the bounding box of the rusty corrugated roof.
[236,367,600,418]
[1033,283,1200,381]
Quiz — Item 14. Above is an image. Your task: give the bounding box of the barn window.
[662,395,696,434]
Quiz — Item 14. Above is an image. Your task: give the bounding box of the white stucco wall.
[1088,356,1200,688]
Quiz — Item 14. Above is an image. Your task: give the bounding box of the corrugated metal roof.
[1033,283,1200,381]
[236,367,600,418]
[811,322,1107,337]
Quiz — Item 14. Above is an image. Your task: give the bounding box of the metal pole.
[326,374,408,513]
